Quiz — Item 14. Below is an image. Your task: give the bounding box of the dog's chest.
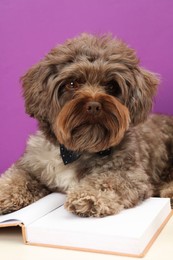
[25,132,79,192]
[39,150,78,192]
[53,166,78,192]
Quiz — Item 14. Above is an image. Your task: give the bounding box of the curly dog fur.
[1,33,173,217]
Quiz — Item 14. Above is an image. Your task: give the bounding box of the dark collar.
[60,144,112,165]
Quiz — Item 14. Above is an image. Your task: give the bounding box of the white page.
[26,198,171,255]
[0,193,66,225]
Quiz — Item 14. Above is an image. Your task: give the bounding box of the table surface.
[0,216,173,260]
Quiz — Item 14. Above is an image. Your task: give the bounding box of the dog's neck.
[60,144,112,165]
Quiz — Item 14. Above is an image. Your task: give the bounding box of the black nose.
[86,101,102,115]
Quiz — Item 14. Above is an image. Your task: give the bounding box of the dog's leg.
[65,169,153,217]
[0,165,50,215]
[159,181,173,207]
[65,187,124,217]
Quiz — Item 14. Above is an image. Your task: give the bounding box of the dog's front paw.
[0,166,50,215]
[0,192,20,215]
[65,189,123,217]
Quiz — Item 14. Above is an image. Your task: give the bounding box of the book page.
[0,193,66,226]
[26,198,171,256]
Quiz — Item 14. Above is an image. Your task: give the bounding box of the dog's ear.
[21,61,58,120]
[127,68,159,125]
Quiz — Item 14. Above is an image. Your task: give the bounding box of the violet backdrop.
[0,0,173,173]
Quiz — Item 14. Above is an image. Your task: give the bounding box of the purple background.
[0,0,173,173]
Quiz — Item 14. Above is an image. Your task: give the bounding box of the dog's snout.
[86,101,102,115]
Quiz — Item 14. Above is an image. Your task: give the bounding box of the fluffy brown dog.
[1,33,173,217]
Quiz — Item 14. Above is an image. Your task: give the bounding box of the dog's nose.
[86,101,102,115]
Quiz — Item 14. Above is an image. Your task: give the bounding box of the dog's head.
[22,34,159,153]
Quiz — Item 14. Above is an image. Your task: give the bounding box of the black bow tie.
[60,144,112,165]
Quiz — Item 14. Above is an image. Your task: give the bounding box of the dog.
[0,33,173,217]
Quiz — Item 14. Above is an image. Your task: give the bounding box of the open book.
[0,193,172,257]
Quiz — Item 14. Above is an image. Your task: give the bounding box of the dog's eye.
[66,81,79,90]
[105,80,121,97]
[58,80,80,99]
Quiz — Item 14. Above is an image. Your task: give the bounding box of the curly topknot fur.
[0,33,173,217]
